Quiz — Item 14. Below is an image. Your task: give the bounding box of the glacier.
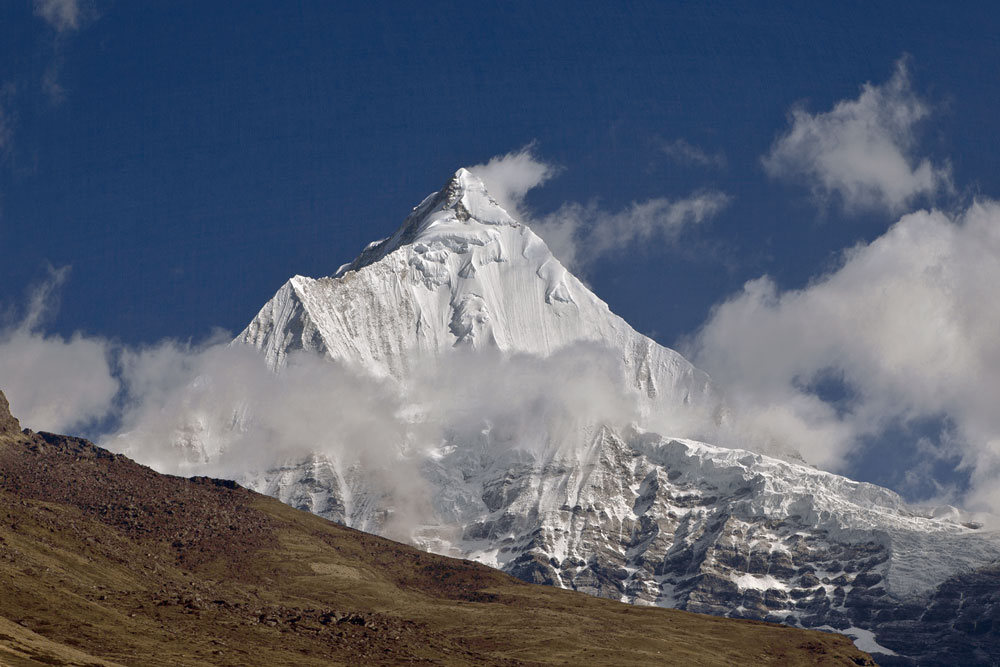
[199,168,1000,664]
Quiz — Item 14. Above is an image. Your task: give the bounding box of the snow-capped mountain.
[232,169,1000,665]
[237,169,713,422]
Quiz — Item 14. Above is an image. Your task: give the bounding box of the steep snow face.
[236,169,714,423]
[230,169,1000,663]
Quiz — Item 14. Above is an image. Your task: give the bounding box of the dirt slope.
[0,391,875,666]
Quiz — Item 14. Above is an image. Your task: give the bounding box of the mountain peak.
[440,168,500,215]
[335,168,516,277]
[447,166,479,192]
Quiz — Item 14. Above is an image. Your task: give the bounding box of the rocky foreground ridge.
[0,390,874,666]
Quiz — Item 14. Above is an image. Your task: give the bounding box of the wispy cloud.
[33,0,82,33]
[532,191,730,273]
[31,0,96,104]
[762,58,951,215]
[685,199,1000,510]
[41,67,66,104]
[660,138,726,169]
[468,145,730,274]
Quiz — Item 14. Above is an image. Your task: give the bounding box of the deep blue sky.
[3,1,996,345]
[3,2,1000,504]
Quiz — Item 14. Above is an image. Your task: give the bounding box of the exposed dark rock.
[507,552,561,587]
[853,571,883,587]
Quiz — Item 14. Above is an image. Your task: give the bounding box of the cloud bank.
[762,59,951,214]
[110,341,409,478]
[104,338,641,540]
[686,199,1000,509]
[0,268,118,434]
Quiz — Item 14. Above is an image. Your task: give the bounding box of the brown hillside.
[0,391,875,666]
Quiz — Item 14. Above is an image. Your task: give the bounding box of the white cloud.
[0,328,117,434]
[467,144,560,221]
[33,0,82,33]
[685,199,1000,510]
[660,138,726,169]
[109,342,408,476]
[0,268,118,433]
[468,145,730,273]
[762,58,951,214]
[533,191,730,273]
[100,337,641,541]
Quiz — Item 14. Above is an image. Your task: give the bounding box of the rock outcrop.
[0,391,21,436]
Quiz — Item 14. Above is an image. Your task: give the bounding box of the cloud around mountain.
[686,199,1000,509]
[468,145,730,274]
[0,266,117,434]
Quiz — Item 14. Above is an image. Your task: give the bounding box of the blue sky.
[3,1,1000,509]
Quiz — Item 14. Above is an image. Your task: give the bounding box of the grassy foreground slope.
[0,391,874,666]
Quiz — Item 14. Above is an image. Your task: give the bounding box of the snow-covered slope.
[236,169,714,423]
[231,169,1000,665]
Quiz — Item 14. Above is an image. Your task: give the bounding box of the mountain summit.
[187,170,1000,664]
[237,169,713,415]
[334,168,519,276]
